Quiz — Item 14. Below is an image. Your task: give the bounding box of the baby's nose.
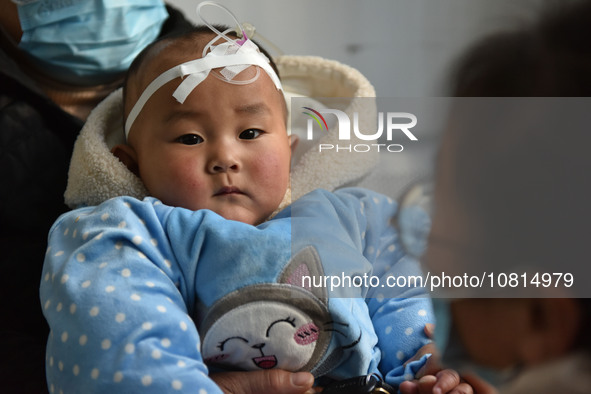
[208,148,239,173]
[210,161,239,173]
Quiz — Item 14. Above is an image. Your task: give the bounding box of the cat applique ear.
[279,246,328,304]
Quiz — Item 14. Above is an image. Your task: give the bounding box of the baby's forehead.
[138,35,214,90]
[125,34,213,115]
[124,31,287,136]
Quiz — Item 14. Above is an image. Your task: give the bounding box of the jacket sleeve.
[336,188,434,386]
[40,197,222,394]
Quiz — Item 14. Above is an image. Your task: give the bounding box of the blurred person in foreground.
[401,1,591,393]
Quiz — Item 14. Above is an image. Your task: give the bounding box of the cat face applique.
[199,246,338,373]
[202,300,322,371]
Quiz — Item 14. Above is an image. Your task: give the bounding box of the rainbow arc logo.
[300,105,418,153]
[302,107,328,131]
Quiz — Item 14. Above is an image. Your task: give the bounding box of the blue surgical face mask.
[14,0,168,85]
[432,298,522,388]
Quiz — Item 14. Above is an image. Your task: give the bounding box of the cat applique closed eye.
[199,246,362,375]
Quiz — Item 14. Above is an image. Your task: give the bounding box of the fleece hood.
[64,55,378,208]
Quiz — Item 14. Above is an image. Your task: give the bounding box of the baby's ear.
[111,144,139,176]
[289,134,299,155]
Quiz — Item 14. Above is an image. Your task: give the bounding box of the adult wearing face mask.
[0,1,192,391]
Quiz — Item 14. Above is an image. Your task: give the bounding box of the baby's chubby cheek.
[143,166,207,209]
[257,152,290,183]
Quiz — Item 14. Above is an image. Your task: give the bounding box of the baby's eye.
[175,134,203,145]
[239,129,262,140]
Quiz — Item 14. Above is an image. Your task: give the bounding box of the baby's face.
[127,58,291,225]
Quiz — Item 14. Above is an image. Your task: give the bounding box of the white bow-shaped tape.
[124,39,282,139]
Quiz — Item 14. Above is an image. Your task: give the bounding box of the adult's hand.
[211,369,316,394]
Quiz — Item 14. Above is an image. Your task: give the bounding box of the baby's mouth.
[214,186,243,196]
[252,355,277,369]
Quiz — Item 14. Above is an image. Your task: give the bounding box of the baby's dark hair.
[441,0,591,351]
[123,24,283,121]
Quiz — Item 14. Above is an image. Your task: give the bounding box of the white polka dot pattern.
[40,190,434,391]
[40,197,221,393]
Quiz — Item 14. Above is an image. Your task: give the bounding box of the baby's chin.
[162,195,277,225]
[214,206,270,226]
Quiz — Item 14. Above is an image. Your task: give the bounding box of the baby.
[115,24,291,227]
[41,16,433,394]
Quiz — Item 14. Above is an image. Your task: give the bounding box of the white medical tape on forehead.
[124,42,282,139]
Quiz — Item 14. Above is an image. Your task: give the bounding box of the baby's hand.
[399,370,498,394]
[399,323,496,394]
[399,369,470,394]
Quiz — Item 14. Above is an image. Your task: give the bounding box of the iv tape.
[124,42,283,139]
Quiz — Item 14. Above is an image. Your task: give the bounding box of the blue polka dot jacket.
[41,188,433,393]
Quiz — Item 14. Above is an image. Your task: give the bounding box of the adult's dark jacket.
[0,6,193,393]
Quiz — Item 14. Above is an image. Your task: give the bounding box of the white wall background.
[166,0,547,97]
